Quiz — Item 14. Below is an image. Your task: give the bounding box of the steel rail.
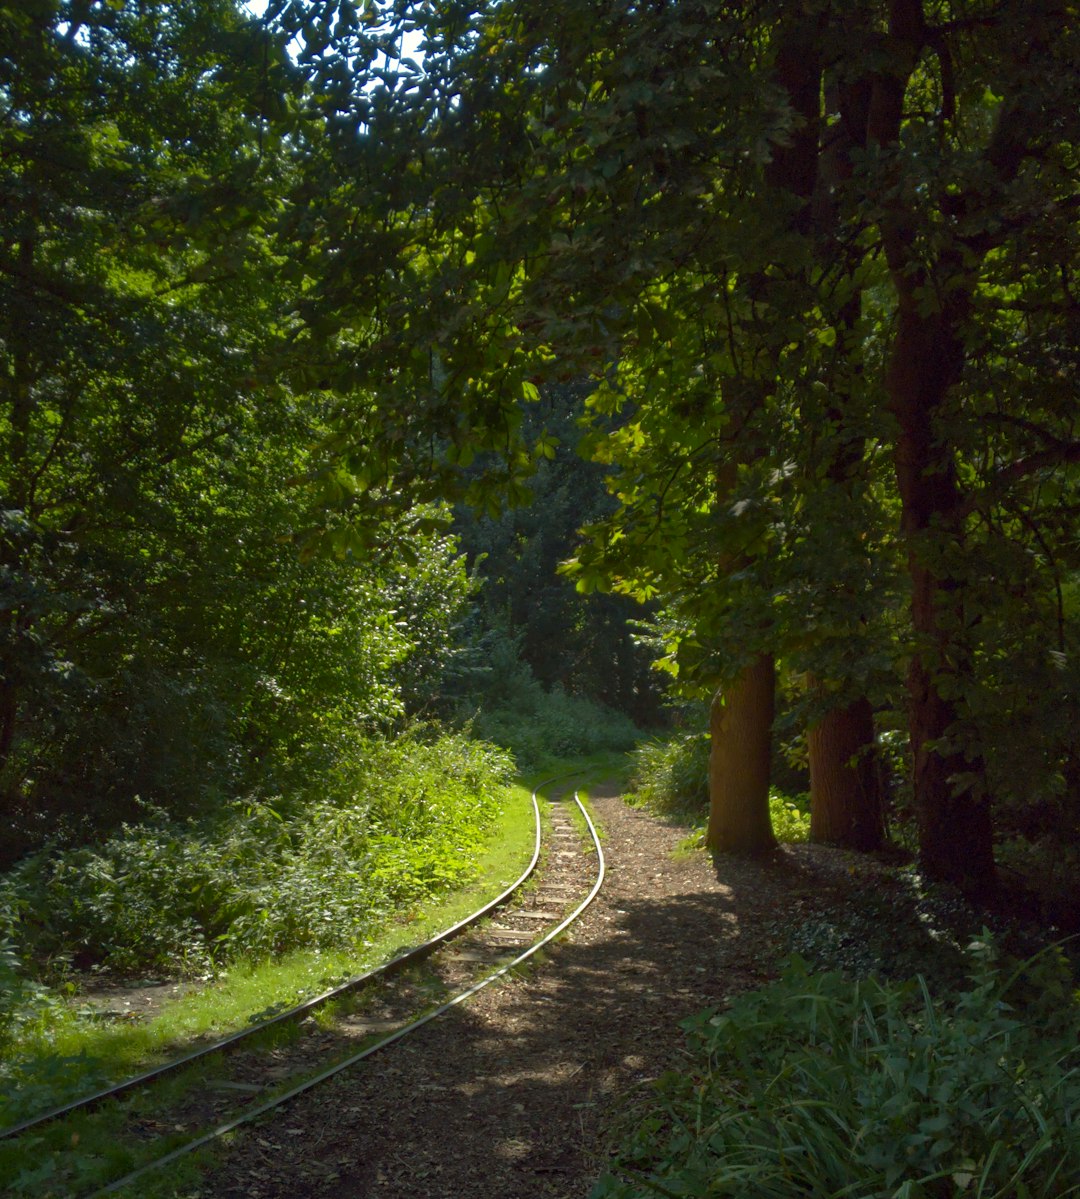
[88,792,605,1199]
[0,778,559,1143]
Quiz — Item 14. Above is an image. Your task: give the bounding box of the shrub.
[593,946,1080,1199]
[768,789,810,842]
[1,730,512,978]
[628,734,810,843]
[465,678,641,769]
[627,732,709,820]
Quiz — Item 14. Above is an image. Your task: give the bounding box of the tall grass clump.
[594,943,1080,1199]
[0,730,512,988]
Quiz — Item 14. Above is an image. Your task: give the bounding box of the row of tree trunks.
[707,7,1003,899]
[708,670,885,857]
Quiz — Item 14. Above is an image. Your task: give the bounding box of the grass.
[526,747,635,795]
[0,756,627,1196]
[0,782,536,1137]
[0,781,539,1197]
[593,945,1080,1199]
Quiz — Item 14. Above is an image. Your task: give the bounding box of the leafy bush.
[0,731,512,978]
[594,946,1080,1199]
[457,635,640,767]
[627,732,709,820]
[767,790,810,842]
[628,733,810,842]
[0,939,72,1055]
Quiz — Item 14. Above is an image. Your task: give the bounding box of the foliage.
[594,946,1080,1199]
[0,730,511,982]
[1,0,294,828]
[0,938,68,1056]
[628,731,810,842]
[450,383,665,726]
[627,732,710,821]
[0,0,485,867]
[0,780,537,1142]
[269,0,1080,890]
[767,791,810,844]
[455,629,640,769]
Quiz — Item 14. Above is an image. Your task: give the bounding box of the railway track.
[2,784,605,1198]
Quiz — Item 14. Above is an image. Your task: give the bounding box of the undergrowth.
[455,637,641,768]
[0,730,510,1019]
[594,942,1080,1199]
[0,775,537,1147]
[627,733,810,842]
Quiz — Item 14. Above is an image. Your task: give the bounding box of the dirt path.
[197,789,860,1198]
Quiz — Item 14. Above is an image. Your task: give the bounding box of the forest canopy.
[250,0,1079,899]
[3,0,1080,905]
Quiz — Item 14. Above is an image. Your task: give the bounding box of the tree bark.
[808,694,884,850]
[706,654,777,855]
[866,6,998,899]
[887,302,995,897]
[700,16,822,859]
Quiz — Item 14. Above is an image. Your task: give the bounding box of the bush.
[593,945,1080,1199]
[0,730,512,978]
[628,733,810,842]
[456,636,641,767]
[627,732,709,820]
[768,790,810,842]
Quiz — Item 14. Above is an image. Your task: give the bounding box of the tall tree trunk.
[701,16,822,859]
[887,302,995,897]
[707,654,777,854]
[865,11,997,899]
[808,693,884,850]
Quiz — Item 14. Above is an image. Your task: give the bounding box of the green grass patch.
[0,781,539,1195]
[527,748,633,847]
[19,782,535,1083]
[572,749,636,797]
[0,738,537,1135]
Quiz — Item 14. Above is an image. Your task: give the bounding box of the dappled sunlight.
[194,792,807,1198]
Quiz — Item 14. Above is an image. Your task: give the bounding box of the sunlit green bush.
[767,789,810,842]
[627,732,709,820]
[0,731,512,979]
[461,640,641,768]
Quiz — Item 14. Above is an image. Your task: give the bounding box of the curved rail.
[89,791,605,1199]
[0,782,551,1143]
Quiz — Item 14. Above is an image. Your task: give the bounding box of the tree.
[449,383,663,725]
[1,0,296,834]
[0,0,475,856]
[272,0,1080,895]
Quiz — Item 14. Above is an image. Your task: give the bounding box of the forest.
[1,0,1079,1196]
